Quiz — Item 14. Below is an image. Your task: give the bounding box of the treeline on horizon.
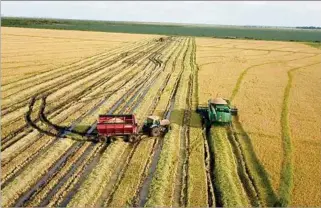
[1,17,321,42]
[296,26,321,29]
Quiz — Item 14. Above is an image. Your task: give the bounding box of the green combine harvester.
[197,97,238,127]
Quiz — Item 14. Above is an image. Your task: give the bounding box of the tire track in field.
[1,42,168,179]
[18,38,177,207]
[55,44,174,207]
[1,40,144,88]
[5,51,164,207]
[1,65,148,188]
[194,44,216,206]
[230,53,321,102]
[0,47,150,144]
[228,52,320,205]
[1,41,159,114]
[2,39,154,106]
[226,126,261,206]
[1,40,166,143]
[136,38,190,207]
[1,39,147,90]
[172,38,193,207]
[98,39,183,208]
[0,40,171,185]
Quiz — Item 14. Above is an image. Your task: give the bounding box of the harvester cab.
[197,97,238,127]
[142,116,170,137]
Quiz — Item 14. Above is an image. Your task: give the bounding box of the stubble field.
[1,27,320,207]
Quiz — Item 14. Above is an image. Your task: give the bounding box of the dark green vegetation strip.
[278,61,321,206]
[2,17,321,42]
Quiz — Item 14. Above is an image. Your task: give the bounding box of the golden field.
[1,26,320,207]
[196,37,321,206]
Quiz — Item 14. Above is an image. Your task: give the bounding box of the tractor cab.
[142,116,170,137]
[208,98,232,123]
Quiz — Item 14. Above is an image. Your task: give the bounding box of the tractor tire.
[151,127,161,137]
[128,135,139,143]
[98,135,105,143]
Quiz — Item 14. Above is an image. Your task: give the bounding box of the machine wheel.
[98,135,105,143]
[150,127,161,137]
[128,135,139,143]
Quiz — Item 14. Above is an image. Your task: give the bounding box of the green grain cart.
[197,97,238,127]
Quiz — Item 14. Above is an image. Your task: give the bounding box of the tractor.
[197,97,238,127]
[96,114,170,143]
[142,116,170,137]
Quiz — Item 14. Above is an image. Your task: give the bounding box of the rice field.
[197,37,321,206]
[1,27,320,207]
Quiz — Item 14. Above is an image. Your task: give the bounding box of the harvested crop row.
[226,127,261,206]
[32,38,179,206]
[1,51,164,186]
[67,142,129,207]
[1,39,166,146]
[63,56,174,207]
[0,40,170,190]
[145,38,192,207]
[187,38,208,207]
[2,57,162,207]
[1,39,148,94]
[133,38,189,207]
[104,39,184,207]
[1,138,74,207]
[209,127,250,206]
[1,44,159,161]
[25,142,100,207]
[1,39,146,89]
[1,40,159,116]
[68,37,186,208]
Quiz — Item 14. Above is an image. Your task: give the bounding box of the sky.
[1,1,321,27]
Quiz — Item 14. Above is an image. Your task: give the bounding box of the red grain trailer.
[96,114,139,142]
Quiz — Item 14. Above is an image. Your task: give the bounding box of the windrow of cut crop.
[1,40,149,111]
[1,43,164,185]
[186,38,209,207]
[226,127,261,206]
[23,66,160,206]
[0,138,75,207]
[5,58,159,207]
[103,38,183,207]
[1,39,158,136]
[133,38,189,207]
[2,39,166,157]
[3,30,150,89]
[90,38,180,207]
[0,40,152,142]
[0,38,171,203]
[144,38,192,207]
[52,39,178,207]
[208,127,250,207]
[66,142,129,207]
